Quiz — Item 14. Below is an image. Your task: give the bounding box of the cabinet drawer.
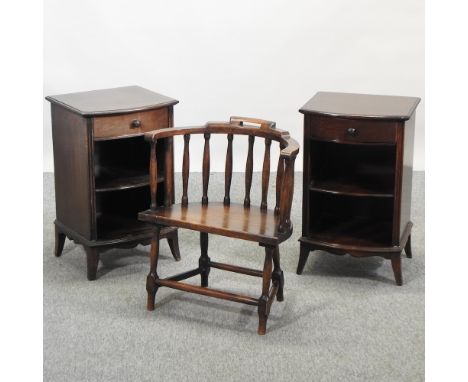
[309,116,397,144]
[93,108,168,140]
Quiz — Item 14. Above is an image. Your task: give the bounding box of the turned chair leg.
[167,229,181,261]
[147,227,161,310]
[391,254,403,286]
[199,232,210,287]
[272,246,284,302]
[84,246,100,281]
[258,246,273,335]
[297,244,310,275]
[405,235,413,258]
[54,225,66,257]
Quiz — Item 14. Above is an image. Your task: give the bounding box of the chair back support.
[145,117,299,233]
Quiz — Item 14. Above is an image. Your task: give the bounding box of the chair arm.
[279,135,300,159]
[278,154,297,233]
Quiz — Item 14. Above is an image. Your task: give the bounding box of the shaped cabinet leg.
[167,229,181,261]
[405,235,413,258]
[391,255,403,286]
[297,244,310,275]
[84,246,100,281]
[54,225,66,257]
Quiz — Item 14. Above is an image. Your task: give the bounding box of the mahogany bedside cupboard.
[297,92,421,285]
[46,86,181,280]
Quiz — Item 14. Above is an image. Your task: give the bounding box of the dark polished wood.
[140,117,299,335]
[46,86,181,280]
[274,144,285,215]
[391,255,403,286]
[166,229,181,261]
[46,85,178,117]
[85,247,100,281]
[261,138,272,210]
[54,225,66,257]
[182,134,190,206]
[307,116,397,144]
[298,92,420,285]
[199,232,210,287]
[202,133,211,205]
[93,108,169,140]
[244,135,255,208]
[300,91,420,121]
[224,134,233,206]
[140,202,291,245]
[405,235,412,258]
[146,226,161,311]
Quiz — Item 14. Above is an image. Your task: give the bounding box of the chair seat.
[138,202,291,245]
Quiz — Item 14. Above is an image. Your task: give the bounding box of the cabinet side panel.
[302,114,311,236]
[399,115,415,240]
[51,105,93,239]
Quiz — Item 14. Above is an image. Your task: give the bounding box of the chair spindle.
[164,137,174,207]
[244,135,255,207]
[261,138,271,210]
[202,133,211,205]
[224,134,233,205]
[150,142,158,210]
[182,134,190,206]
[274,144,286,214]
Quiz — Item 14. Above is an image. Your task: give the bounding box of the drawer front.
[93,108,169,140]
[308,116,397,144]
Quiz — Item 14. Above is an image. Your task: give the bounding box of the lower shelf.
[96,213,152,241]
[308,216,393,248]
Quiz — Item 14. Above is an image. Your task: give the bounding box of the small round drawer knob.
[347,127,357,136]
[130,119,141,129]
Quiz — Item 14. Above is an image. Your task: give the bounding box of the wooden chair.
[138,116,299,335]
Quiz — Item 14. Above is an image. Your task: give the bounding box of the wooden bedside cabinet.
[46,86,181,280]
[297,92,420,285]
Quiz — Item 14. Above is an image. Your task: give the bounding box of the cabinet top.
[300,92,420,121]
[45,86,179,116]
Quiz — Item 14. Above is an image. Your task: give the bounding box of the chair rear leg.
[272,246,284,302]
[199,232,210,287]
[147,227,161,310]
[258,246,273,335]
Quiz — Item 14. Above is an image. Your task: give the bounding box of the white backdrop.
[44,0,424,172]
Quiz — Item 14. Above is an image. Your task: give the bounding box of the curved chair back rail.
[146,116,299,233]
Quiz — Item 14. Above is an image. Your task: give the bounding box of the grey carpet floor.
[43,172,424,382]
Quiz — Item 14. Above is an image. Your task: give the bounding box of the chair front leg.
[199,232,210,287]
[258,246,273,335]
[147,226,161,310]
[272,246,284,301]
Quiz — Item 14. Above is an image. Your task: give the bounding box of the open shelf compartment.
[308,192,394,247]
[95,186,158,241]
[308,140,396,197]
[94,136,165,192]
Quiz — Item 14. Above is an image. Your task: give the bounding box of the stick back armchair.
[138,116,299,335]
